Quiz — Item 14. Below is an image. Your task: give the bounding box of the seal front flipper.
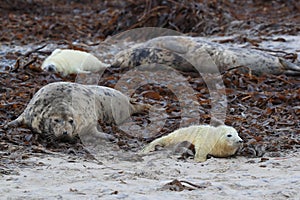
[75,69,92,74]
[194,148,209,162]
[93,129,115,142]
[79,126,115,144]
[194,155,208,162]
[193,142,211,162]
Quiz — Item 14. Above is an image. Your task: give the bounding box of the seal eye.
[69,119,74,124]
[227,134,232,138]
[54,119,61,123]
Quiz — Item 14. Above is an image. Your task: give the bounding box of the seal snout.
[45,64,56,72]
[63,131,68,135]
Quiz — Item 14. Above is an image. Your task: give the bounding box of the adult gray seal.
[6,82,149,142]
[113,36,300,76]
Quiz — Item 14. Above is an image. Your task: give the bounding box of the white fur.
[141,125,243,162]
[41,49,110,76]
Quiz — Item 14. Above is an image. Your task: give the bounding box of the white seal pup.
[113,36,300,76]
[6,82,149,142]
[41,49,110,76]
[141,125,243,162]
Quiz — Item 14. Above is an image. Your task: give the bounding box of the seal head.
[210,125,243,158]
[42,105,76,141]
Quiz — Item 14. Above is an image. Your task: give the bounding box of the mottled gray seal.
[113,36,300,76]
[141,125,243,162]
[6,82,149,142]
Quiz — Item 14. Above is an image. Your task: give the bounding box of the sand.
[1,149,299,200]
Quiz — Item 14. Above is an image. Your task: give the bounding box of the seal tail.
[279,58,300,75]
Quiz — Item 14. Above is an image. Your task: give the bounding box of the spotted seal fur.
[113,36,300,76]
[6,82,149,142]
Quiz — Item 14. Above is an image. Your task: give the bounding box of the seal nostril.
[47,64,56,72]
[63,131,68,135]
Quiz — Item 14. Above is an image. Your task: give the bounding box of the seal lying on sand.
[141,125,243,162]
[6,82,149,142]
[42,49,110,76]
[113,36,300,76]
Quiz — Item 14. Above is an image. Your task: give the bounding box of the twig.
[257,95,274,108]
[253,47,291,54]
[270,74,293,85]
[11,57,21,72]
[23,58,37,69]
[23,44,47,57]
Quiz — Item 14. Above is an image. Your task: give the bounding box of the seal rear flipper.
[140,137,166,153]
[4,115,25,129]
[129,99,151,114]
[279,58,300,75]
[140,143,156,154]
[284,70,300,76]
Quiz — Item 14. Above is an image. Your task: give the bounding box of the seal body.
[141,125,243,162]
[7,82,148,141]
[113,36,300,76]
[41,49,110,76]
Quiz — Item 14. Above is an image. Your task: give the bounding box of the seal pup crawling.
[141,125,243,162]
[41,49,110,76]
[6,82,149,142]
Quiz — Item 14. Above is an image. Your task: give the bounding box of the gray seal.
[113,36,300,76]
[6,82,149,142]
[141,125,243,162]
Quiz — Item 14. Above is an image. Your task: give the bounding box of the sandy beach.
[1,149,300,200]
